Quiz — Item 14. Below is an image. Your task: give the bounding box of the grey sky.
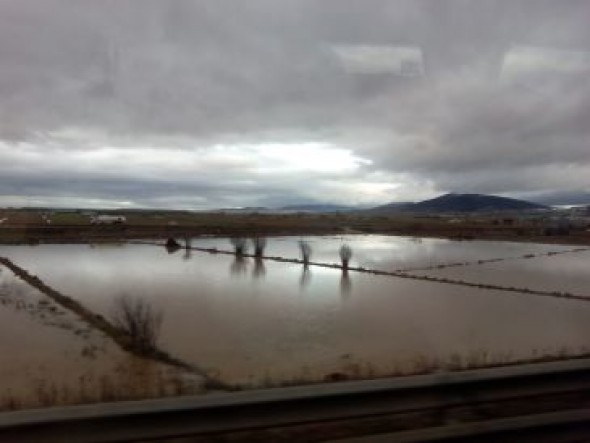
[1,0,589,208]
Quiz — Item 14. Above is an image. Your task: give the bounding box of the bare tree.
[165,237,181,254]
[252,237,267,258]
[230,237,247,256]
[111,295,163,352]
[299,240,312,266]
[339,244,352,272]
[183,237,192,260]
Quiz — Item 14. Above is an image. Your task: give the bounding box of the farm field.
[1,234,589,410]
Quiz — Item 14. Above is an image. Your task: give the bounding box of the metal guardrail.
[1,358,590,442]
[331,408,590,442]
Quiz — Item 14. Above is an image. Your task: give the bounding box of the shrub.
[111,295,163,352]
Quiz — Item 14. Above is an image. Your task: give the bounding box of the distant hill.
[525,191,590,207]
[212,207,269,214]
[367,202,413,213]
[278,204,356,213]
[372,193,549,213]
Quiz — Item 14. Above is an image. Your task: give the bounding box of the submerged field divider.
[132,240,590,303]
[396,247,590,273]
[0,256,230,391]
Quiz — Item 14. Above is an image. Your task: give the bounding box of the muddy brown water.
[0,270,203,410]
[1,235,589,388]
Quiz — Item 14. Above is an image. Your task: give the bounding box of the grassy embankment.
[1,209,589,245]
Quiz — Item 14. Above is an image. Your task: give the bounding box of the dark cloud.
[0,0,589,208]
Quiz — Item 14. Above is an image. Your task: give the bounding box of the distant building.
[90,215,126,224]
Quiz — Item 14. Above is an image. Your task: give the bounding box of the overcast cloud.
[1,0,589,209]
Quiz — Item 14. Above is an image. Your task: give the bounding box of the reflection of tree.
[297,241,313,289]
[340,272,352,299]
[299,265,311,289]
[183,237,192,261]
[230,256,248,276]
[252,258,266,279]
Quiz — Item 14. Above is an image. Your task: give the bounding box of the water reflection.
[252,258,266,280]
[183,237,192,261]
[340,271,352,299]
[3,238,590,386]
[299,265,311,290]
[230,255,248,276]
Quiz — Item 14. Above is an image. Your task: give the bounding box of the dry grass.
[0,362,205,412]
[2,209,589,246]
[237,346,590,390]
[111,295,163,352]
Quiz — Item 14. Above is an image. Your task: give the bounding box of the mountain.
[278,204,357,213]
[367,202,413,213]
[521,191,590,207]
[373,193,549,213]
[212,206,269,213]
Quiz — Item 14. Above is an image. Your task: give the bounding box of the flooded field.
[1,235,589,398]
[0,268,204,410]
[411,250,590,294]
